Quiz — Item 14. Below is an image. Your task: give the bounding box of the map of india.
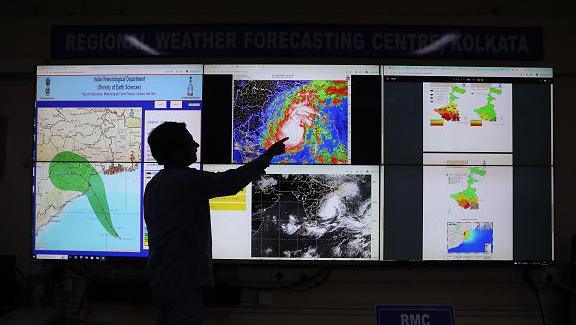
[233,80,349,164]
[34,107,142,252]
[251,173,372,258]
[36,107,142,163]
[450,166,487,209]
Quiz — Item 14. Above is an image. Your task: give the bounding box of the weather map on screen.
[34,107,142,252]
[427,82,510,125]
[422,153,513,260]
[205,164,380,261]
[450,166,487,210]
[423,82,513,153]
[384,65,554,262]
[447,222,494,255]
[233,80,349,164]
[33,65,203,260]
[32,64,553,263]
[203,65,377,165]
[36,107,142,163]
[34,161,142,253]
[251,172,372,258]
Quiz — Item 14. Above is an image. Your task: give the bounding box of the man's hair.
[147,122,189,165]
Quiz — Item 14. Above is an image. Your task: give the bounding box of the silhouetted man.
[144,122,287,325]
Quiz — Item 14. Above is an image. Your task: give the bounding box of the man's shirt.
[143,156,270,300]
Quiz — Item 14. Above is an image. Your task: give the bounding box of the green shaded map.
[450,85,467,101]
[473,87,502,122]
[49,151,119,238]
[434,85,467,122]
[450,166,487,210]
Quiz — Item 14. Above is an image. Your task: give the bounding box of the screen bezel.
[31,63,205,262]
[31,63,554,265]
[383,64,554,264]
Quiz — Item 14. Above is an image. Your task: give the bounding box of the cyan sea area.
[448,227,494,253]
[36,168,141,253]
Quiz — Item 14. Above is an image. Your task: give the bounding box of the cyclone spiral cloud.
[233,80,349,164]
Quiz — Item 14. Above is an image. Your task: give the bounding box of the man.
[144,122,287,325]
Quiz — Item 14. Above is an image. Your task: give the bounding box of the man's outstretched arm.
[198,137,288,199]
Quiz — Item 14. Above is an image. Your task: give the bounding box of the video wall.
[32,64,553,263]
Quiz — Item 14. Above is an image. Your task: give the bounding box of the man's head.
[147,122,199,167]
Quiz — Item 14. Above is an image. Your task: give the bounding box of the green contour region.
[48,151,120,238]
[450,166,487,209]
[473,87,502,122]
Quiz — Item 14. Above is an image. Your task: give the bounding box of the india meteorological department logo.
[187,76,194,97]
[45,77,51,97]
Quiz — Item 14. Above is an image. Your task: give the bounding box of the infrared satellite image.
[251,173,372,259]
[233,80,349,164]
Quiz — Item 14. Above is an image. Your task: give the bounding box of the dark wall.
[0,8,574,324]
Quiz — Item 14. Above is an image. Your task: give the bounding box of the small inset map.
[447,222,494,254]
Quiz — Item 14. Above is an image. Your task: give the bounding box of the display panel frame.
[31,63,204,262]
[202,63,382,166]
[204,163,382,262]
[29,63,555,266]
[382,64,554,265]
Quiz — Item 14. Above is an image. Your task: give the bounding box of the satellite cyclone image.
[251,173,372,259]
[233,80,349,164]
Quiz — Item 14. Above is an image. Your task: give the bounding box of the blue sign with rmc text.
[376,305,454,325]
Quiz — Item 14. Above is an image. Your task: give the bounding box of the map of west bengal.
[34,107,142,253]
[450,166,487,209]
[447,222,494,255]
[233,80,349,164]
[423,82,513,153]
[427,82,510,127]
[251,173,372,259]
[433,85,466,122]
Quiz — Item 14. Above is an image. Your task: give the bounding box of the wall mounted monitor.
[33,64,203,260]
[31,63,553,264]
[203,65,381,165]
[382,66,553,263]
[205,164,381,261]
[383,66,553,166]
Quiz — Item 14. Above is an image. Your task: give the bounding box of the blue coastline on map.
[448,227,494,254]
[36,169,141,252]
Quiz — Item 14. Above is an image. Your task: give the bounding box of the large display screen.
[383,66,553,262]
[33,65,203,260]
[31,64,553,263]
[202,65,381,165]
[422,154,513,260]
[205,164,380,260]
